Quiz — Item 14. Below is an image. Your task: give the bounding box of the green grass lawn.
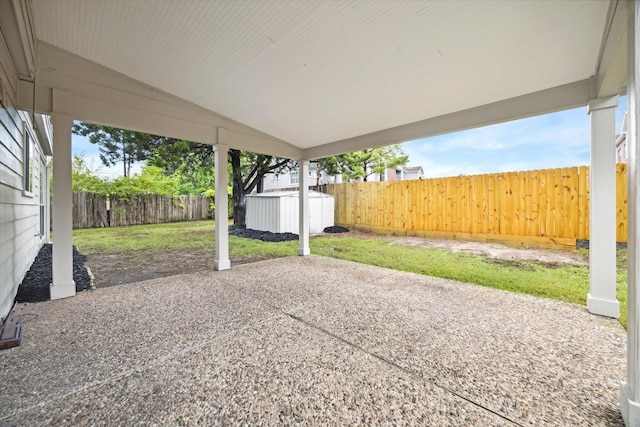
[73,220,628,328]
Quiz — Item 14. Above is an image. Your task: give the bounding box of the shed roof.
[247,191,332,199]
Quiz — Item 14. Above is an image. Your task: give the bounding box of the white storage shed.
[246,191,335,235]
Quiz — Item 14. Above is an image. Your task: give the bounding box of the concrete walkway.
[0,256,626,426]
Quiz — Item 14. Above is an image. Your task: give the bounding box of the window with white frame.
[290,171,299,184]
[23,123,36,195]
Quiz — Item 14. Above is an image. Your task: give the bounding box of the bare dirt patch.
[389,236,588,266]
[84,231,587,287]
[486,258,569,271]
[86,250,212,287]
[17,231,589,301]
[86,250,285,287]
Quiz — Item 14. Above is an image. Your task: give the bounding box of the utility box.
[246,191,334,235]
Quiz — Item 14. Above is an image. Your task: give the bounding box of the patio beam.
[298,159,310,256]
[18,42,301,160]
[214,141,230,271]
[622,1,640,425]
[303,79,592,160]
[50,110,76,300]
[594,0,628,99]
[587,95,619,318]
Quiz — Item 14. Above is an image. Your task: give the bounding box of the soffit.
[31,0,610,148]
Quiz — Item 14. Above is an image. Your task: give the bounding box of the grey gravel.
[0,256,625,426]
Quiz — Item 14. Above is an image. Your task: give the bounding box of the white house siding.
[262,167,342,192]
[0,31,48,322]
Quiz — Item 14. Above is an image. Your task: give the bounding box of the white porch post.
[622,1,640,425]
[587,95,620,318]
[298,159,310,256]
[45,162,52,243]
[50,113,75,300]
[214,143,231,270]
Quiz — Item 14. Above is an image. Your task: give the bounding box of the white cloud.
[410,106,591,154]
[401,105,598,178]
[416,158,499,179]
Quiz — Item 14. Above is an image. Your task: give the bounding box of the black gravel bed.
[16,244,93,303]
[323,226,349,233]
[229,225,299,242]
[229,225,350,242]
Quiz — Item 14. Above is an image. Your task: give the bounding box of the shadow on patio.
[0,256,625,426]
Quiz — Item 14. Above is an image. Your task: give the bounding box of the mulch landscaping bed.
[16,244,93,303]
[229,225,299,242]
[228,225,349,242]
[323,226,349,233]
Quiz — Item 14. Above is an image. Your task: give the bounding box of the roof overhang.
[14,0,629,159]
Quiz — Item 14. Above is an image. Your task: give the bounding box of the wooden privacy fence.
[73,192,211,229]
[73,192,109,229]
[325,164,628,249]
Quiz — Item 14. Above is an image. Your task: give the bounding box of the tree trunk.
[123,143,127,177]
[230,149,246,226]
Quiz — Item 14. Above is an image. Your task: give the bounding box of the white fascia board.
[20,80,219,144]
[11,0,36,76]
[19,84,301,158]
[28,42,300,158]
[304,79,592,160]
[33,113,53,155]
[595,0,628,98]
[0,0,36,80]
[218,128,301,159]
[17,79,51,112]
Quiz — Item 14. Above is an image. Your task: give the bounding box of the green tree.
[72,122,299,225]
[151,142,295,225]
[72,122,174,177]
[106,166,182,199]
[72,153,108,194]
[317,145,409,182]
[229,150,293,226]
[72,155,184,199]
[147,140,215,195]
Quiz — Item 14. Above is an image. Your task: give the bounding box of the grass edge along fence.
[325,164,628,250]
[72,192,211,229]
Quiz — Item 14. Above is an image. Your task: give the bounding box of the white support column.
[214,143,231,270]
[298,159,310,256]
[622,1,640,425]
[45,162,52,243]
[587,95,620,318]
[50,113,75,300]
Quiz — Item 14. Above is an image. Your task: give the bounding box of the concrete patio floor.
[0,256,626,426]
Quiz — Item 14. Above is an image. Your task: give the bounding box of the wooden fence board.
[539,169,548,237]
[618,163,628,242]
[325,164,629,245]
[529,170,536,237]
[577,166,588,239]
[517,171,525,236]
[553,168,562,238]
[72,193,210,229]
[486,174,496,235]
[569,166,580,239]
[72,192,109,229]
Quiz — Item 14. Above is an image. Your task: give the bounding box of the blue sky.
[73,133,145,178]
[73,98,628,179]
[402,97,628,178]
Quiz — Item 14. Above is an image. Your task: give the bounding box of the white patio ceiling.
[28,0,626,159]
